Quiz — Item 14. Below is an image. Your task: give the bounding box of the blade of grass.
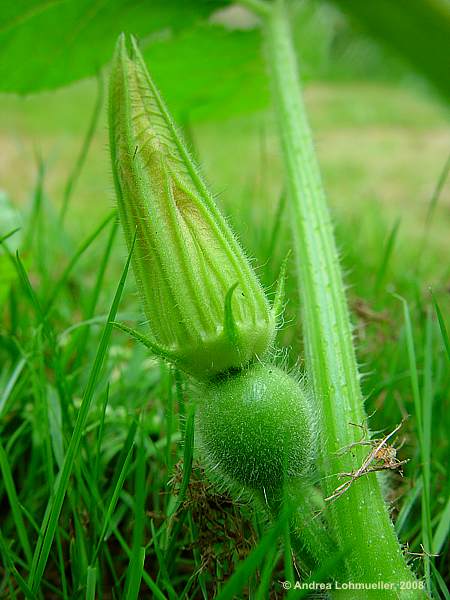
[11,250,45,322]
[59,73,104,224]
[27,235,135,593]
[70,497,89,593]
[374,217,400,296]
[94,384,110,483]
[178,572,200,600]
[66,219,119,371]
[23,156,45,251]
[0,227,21,245]
[124,423,146,596]
[422,311,434,589]
[215,511,287,600]
[91,433,135,564]
[432,495,450,555]
[125,546,145,600]
[45,210,115,315]
[111,525,167,600]
[186,512,208,600]
[415,153,450,273]
[255,546,282,600]
[85,566,97,600]
[168,403,195,517]
[0,357,26,418]
[70,457,122,592]
[397,294,434,591]
[150,520,178,600]
[47,385,64,469]
[0,440,33,563]
[431,291,450,361]
[430,562,450,600]
[396,478,423,536]
[55,527,68,599]
[0,531,35,600]
[425,151,450,228]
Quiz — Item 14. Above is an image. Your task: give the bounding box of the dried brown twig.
[405,543,439,560]
[324,419,408,504]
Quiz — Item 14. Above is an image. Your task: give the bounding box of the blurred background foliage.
[1,0,449,354]
[0,0,448,255]
[1,0,449,331]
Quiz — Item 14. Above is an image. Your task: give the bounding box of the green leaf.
[328,0,450,99]
[0,2,267,120]
[142,24,268,121]
[0,0,228,94]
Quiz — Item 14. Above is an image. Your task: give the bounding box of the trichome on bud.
[109,34,275,380]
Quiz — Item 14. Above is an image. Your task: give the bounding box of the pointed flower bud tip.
[109,34,275,380]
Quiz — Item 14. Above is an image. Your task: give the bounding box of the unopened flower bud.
[109,35,275,380]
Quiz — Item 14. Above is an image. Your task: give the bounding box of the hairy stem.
[262,0,421,595]
[267,482,337,569]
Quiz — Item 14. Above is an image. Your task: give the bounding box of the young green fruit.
[196,363,315,497]
[109,35,275,380]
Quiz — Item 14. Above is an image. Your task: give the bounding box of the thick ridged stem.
[263,1,421,596]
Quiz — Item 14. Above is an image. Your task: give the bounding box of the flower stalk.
[260,0,421,595]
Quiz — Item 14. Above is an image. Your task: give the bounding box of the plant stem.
[275,482,337,569]
[262,0,421,595]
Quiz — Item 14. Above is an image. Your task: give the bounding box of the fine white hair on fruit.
[195,362,318,501]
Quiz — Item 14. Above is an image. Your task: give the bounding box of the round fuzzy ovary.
[196,363,313,495]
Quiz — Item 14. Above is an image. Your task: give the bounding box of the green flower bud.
[196,363,315,496]
[109,35,275,380]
